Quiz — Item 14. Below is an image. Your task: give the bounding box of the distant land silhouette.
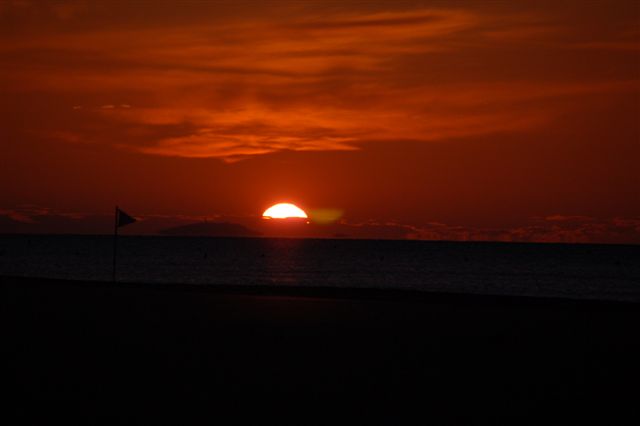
[159,222,261,237]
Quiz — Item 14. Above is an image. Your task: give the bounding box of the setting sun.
[262,203,308,219]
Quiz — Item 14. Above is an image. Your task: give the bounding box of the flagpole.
[113,205,119,282]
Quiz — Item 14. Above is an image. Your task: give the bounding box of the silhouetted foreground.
[2,276,638,424]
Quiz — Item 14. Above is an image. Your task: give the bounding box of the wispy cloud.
[571,41,640,51]
[2,3,637,161]
[363,216,640,245]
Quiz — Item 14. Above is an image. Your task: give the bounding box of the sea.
[1,234,639,302]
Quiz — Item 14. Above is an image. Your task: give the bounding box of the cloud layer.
[2,206,639,245]
[2,1,638,161]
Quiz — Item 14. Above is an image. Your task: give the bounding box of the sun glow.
[262,203,308,219]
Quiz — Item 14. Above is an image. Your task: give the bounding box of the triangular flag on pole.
[113,206,136,282]
[117,208,137,228]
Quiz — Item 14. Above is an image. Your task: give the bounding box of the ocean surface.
[1,235,639,302]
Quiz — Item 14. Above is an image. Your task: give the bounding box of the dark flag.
[113,206,136,281]
[116,208,137,227]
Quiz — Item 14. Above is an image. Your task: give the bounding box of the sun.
[262,203,308,219]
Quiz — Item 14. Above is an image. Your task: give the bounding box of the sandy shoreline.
[2,275,638,423]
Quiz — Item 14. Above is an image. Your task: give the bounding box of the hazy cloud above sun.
[1,1,638,161]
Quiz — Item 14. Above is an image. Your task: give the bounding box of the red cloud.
[3,4,637,161]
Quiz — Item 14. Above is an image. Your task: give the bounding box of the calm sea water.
[1,235,639,302]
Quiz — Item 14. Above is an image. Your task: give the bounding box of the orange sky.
[1,0,639,243]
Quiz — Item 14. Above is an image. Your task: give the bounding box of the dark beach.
[2,275,638,424]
